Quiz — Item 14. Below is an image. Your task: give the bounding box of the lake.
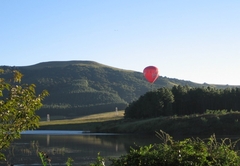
[2,130,160,166]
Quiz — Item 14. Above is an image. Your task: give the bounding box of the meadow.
[39,110,240,137]
[39,110,125,131]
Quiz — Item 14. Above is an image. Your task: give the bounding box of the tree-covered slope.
[0,61,237,119]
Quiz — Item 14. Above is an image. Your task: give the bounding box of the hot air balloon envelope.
[143,66,159,83]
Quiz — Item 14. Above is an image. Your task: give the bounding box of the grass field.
[39,110,125,130]
[39,111,240,136]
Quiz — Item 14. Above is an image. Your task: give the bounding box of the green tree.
[171,85,190,115]
[124,88,174,119]
[0,69,48,161]
[156,87,174,116]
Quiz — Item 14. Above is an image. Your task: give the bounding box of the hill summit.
[0,61,234,119]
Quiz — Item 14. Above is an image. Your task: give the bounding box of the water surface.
[3,130,159,166]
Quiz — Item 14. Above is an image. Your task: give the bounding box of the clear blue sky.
[1,0,240,85]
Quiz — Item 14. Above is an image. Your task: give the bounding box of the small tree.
[0,69,48,160]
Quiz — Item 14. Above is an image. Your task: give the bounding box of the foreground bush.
[0,70,48,162]
[91,130,240,166]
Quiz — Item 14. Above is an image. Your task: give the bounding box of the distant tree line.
[124,85,240,119]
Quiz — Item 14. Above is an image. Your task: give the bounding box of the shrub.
[92,130,240,166]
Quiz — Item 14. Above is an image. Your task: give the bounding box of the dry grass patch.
[40,110,124,126]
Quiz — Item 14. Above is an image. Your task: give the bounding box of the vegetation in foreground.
[0,70,48,165]
[38,130,240,166]
[90,130,240,166]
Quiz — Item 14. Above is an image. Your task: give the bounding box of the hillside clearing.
[39,110,125,126]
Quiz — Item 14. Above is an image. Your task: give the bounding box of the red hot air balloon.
[143,66,159,83]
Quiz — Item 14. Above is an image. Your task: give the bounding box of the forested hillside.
[0,61,237,119]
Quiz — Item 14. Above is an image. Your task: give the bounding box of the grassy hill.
[0,61,236,119]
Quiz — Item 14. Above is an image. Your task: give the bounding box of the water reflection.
[47,135,50,146]
[2,131,159,166]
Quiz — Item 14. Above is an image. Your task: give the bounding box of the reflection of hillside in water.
[2,134,159,166]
